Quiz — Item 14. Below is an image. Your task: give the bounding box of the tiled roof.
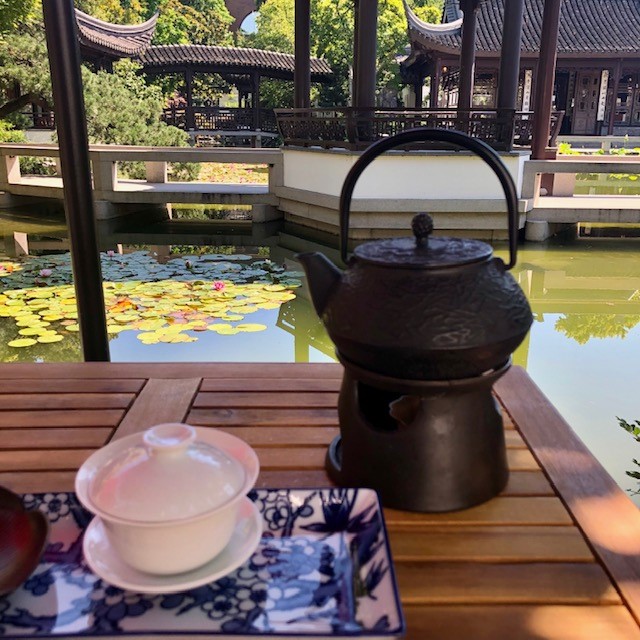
[75,8,157,57]
[406,0,640,56]
[139,45,333,79]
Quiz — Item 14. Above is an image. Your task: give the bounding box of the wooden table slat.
[188,407,338,426]
[194,391,339,408]
[388,526,594,562]
[112,378,201,441]
[397,562,621,605]
[0,362,343,379]
[0,427,112,449]
[0,379,145,394]
[0,393,135,410]
[0,448,94,471]
[404,605,640,640]
[200,378,341,392]
[385,497,574,526]
[0,409,125,428]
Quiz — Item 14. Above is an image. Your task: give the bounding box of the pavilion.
[401,0,640,137]
[29,8,333,145]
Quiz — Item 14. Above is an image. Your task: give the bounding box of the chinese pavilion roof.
[406,0,640,57]
[139,45,333,81]
[75,8,158,58]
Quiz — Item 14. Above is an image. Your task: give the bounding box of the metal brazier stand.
[298,128,533,513]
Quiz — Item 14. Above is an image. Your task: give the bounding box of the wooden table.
[2,362,640,639]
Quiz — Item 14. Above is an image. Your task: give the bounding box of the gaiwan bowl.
[75,423,259,575]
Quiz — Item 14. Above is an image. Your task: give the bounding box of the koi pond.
[1,204,640,505]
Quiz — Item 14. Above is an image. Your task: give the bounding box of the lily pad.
[8,338,37,348]
[236,324,267,332]
[37,334,64,343]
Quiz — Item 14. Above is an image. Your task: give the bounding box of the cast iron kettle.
[297,128,533,381]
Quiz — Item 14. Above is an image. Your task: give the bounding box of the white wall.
[283,148,530,200]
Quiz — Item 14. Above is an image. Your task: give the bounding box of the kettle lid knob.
[412,213,434,245]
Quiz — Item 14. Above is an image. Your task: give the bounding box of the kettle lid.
[353,213,493,269]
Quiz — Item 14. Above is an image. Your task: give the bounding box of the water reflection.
[1,205,640,503]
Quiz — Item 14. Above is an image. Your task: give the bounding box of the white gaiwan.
[75,423,260,575]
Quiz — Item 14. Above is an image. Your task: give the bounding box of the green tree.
[239,0,295,108]
[151,0,233,45]
[74,0,148,24]
[246,0,413,106]
[555,314,640,345]
[0,24,51,120]
[82,59,198,178]
[0,0,38,33]
[411,0,443,23]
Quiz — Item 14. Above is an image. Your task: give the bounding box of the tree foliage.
[0,0,38,33]
[75,0,148,24]
[554,314,640,345]
[81,60,197,178]
[151,0,233,45]
[244,0,443,107]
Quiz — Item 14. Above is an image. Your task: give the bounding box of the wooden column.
[531,0,563,159]
[608,59,622,135]
[352,0,360,106]
[252,72,261,140]
[457,0,480,112]
[414,80,423,108]
[42,0,109,361]
[497,0,524,110]
[294,0,310,109]
[430,59,441,108]
[184,67,195,130]
[354,0,378,108]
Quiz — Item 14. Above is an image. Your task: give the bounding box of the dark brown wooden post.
[352,0,360,106]
[497,0,524,151]
[185,67,195,130]
[430,59,441,108]
[497,0,524,110]
[354,0,377,108]
[414,80,423,108]
[252,71,261,144]
[531,0,563,159]
[608,59,622,135]
[457,0,480,112]
[42,0,109,361]
[294,0,311,109]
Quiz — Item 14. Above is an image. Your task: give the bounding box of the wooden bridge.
[0,143,281,219]
[2,142,640,240]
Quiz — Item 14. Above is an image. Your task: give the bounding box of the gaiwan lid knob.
[89,423,245,523]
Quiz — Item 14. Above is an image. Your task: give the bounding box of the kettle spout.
[296,252,343,317]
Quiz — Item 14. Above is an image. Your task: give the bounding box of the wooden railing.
[162,107,279,134]
[18,110,56,130]
[275,108,564,152]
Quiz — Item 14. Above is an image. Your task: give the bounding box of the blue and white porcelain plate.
[0,488,405,639]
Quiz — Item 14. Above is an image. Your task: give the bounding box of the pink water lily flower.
[213,281,225,291]
[39,269,53,278]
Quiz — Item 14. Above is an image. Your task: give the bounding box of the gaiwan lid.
[354,213,493,269]
[89,423,245,523]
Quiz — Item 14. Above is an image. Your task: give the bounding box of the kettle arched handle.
[339,127,519,270]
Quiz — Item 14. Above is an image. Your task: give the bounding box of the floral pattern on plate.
[0,488,404,639]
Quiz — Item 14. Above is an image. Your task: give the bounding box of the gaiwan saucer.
[82,497,262,594]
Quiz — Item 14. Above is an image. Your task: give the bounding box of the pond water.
[1,204,640,505]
